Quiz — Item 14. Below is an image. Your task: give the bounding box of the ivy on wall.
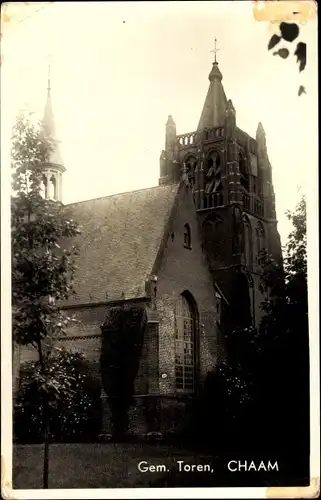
[100,304,148,439]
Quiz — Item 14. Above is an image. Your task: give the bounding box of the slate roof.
[64,184,179,305]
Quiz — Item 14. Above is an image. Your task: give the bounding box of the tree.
[258,195,309,465]
[11,113,80,488]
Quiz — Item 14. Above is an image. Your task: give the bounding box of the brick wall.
[126,395,195,436]
[17,304,107,389]
[155,184,219,396]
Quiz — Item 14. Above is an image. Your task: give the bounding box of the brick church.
[18,54,282,436]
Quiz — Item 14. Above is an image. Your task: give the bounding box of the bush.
[181,359,254,451]
[14,351,102,443]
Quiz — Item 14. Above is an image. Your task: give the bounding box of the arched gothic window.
[256,221,266,266]
[243,216,253,267]
[239,151,249,191]
[175,293,198,392]
[183,223,191,249]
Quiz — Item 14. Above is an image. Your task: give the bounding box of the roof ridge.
[65,183,177,207]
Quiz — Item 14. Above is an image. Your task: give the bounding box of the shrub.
[14,351,102,443]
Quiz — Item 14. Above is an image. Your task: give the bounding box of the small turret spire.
[42,54,63,165]
[256,121,267,154]
[257,122,266,136]
[166,115,175,126]
[165,114,176,151]
[41,54,65,202]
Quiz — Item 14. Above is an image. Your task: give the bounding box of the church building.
[18,52,282,437]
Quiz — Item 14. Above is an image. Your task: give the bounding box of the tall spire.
[41,54,65,203]
[43,54,64,167]
[197,39,227,130]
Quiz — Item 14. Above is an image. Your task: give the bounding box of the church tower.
[41,60,65,202]
[159,42,282,332]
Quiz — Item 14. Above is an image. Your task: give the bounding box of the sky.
[1,1,318,245]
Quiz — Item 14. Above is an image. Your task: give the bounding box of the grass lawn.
[13,442,213,489]
[13,442,306,489]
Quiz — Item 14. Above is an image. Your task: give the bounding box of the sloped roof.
[64,184,179,305]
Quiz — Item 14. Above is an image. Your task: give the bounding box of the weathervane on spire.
[211,37,220,64]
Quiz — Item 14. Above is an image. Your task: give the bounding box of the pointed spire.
[225,99,236,139]
[226,99,235,113]
[256,122,267,152]
[166,115,176,126]
[197,41,227,131]
[256,122,265,136]
[42,54,64,167]
[165,114,176,152]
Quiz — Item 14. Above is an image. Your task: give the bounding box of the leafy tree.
[11,113,80,488]
[260,196,307,332]
[259,196,309,460]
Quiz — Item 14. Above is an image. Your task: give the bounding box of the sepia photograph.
[1,1,319,498]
